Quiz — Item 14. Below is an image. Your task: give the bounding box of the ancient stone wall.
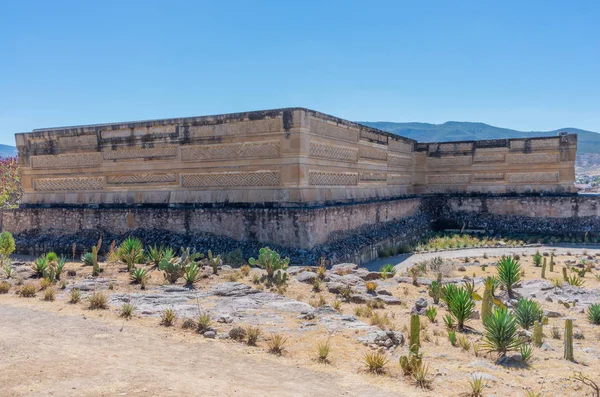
[15,108,576,207]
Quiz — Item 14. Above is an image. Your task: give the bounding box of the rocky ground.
[1,247,600,396]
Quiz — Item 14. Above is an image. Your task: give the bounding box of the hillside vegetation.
[361,121,600,155]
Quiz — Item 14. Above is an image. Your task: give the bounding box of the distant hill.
[360,121,600,155]
[0,144,17,158]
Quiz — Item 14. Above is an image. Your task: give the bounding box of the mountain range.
[0,144,17,158]
[359,121,600,155]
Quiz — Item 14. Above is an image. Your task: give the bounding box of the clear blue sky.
[0,0,598,146]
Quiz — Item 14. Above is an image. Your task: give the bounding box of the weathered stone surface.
[295,271,318,284]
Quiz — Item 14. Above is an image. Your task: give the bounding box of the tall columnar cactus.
[564,319,574,361]
[409,314,420,355]
[549,254,555,272]
[541,259,547,279]
[428,281,441,304]
[562,267,568,281]
[91,246,100,277]
[533,321,543,347]
[481,277,493,321]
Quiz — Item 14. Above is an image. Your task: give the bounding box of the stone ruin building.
[2,108,598,263]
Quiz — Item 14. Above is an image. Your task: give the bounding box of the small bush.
[520,344,533,363]
[443,313,456,330]
[43,288,55,301]
[197,313,212,333]
[88,292,108,310]
[468,375,486,397]
[69,288,81,303]
[550,326,561,340]
[315,339,331,363]
[425,306,437,323]
[363,351,389,374]
[120,302,136,319]
[331,299,342,311]
[160,308,177,326]
[380,264,396,279]
[31,256,48,278]
[246,326,261,346]
[251,273,261,284]
[181,318,197,329]
[20,283,37,297]
[587,303,600,325]
[229,326,247,341]
[40,277,53,290]
[240,264,251,277]
[0,231,15,258]
[369,312,393,330]
[312,278,322,292]
[412,361,432,389]
[0,281,10,294]
[458,335,471,351]
[267,333,287,355]
[2,261,14,279]
[448,330,458,347]
[365,281,377,293]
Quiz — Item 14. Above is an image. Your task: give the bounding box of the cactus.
[541,259,547,279]
[562,267,568,281]
[91,246,100,277]
[399,352,422,375]
[564,319,574,361]
[409,314,420,355]
[207,250,222,275]
[549,254,555,272]
[437,272,442,283]
[428,281,441,304]
[273,268,288,286]
[481,277,493,321]
[249,247,290,278]
[533,321,543,347]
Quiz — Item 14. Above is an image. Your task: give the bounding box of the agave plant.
[118,237,145,272]
[183,262,201,286]
[31,256,48,278]
[2,258,14,278]
[446,286,475,330]
[159,247,202,284]
[497,256,521,297]
[514,298,543,330]
[379,264,396,279]
[146,245,167,267]
[482,307,521,358]
[587,303,600,325]
[130,267,150,286]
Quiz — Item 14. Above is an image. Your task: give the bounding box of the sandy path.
[0,302,398,397]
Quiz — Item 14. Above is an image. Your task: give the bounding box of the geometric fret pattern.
[309,142,358,162]
[103,146,178,160]
[508,172,559,183]
[308,171,358,186]
[427,174,471,184]
[34,177,104,191]
[181,141,280,161]
[107,174,177,185]
[359,146,387,161]
[507,153,558,164]
[31,153,103,169]
[181,171,280,188]
[428,156,472,167]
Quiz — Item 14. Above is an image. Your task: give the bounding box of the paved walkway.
[366,245,600,272]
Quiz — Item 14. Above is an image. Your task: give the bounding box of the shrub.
[520,343,533,363]
[81,252,94,267]
[448,330,458,346]
[315,339,331,363]
[312,278,322,292]
[331,299,342,311]
[197,313,212,333]
[181,318,197,330]
[0,231,15,258]
[365,281,377,293]
[446,286,475,330]
[412,361,432,389]
[497,256,521,297]
[0,280,11,294]
[229,326,247,341]
[183,262,201,286]
[550,326,561,340]
[458,335,471,351]
[240,264,251,277]
[20,283,36,297]
[69,288,81,304]
[380,264,396,279]
[246,326,261,346]
[160,308,177,326]
[482,307,521,357]
[43,288,55,301]
[468,375,486,397]
[130,268,150,287]
[88,292,108,310]
[267,333,287,355]
[31,256,48,278]
[425,306,437,323]
[2,260,13,278]
[514,298,543,330]
[587,303,600,325]
[316,265,326,279]
[40,277,53,290]
[222,248,245,267]
[118,237,144,272]
[369,312,393,330]
[363,351,389,374]
[248,247,289,278]
[533,251,542,267]
[159,248,202,284]
[120,303,136,319]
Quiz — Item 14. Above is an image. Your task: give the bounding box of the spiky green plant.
[533,251,542,267]
[2,259,14,279]
[120,302,136,319]
[68,288,81,304]
[566,274,585,287]
[81,251,94,267]
[197,312,212,333]
[446,286,475,330]
[183,262,201,286]
[448,330,458,346]
[315,339,331,363]
[379,264,396,279]
[482,307,521,357]
[520,344,533,363]
[246,326,261,346]
[468,375,486,397]
[411,361,432,389]
[31,256,48,278]
[130,267,150,286]
[88,292,108,310]
[363,351,389,374]
[497,256,521,297]
[587,303,600,325]
[161,308,177,326]
[118,237,144,272]
[146,245,174,267]
[443,313,455,330]
[267,333,288,355]
[425,306,437,323]
[248,247,289,278]
[514,298,543,330]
